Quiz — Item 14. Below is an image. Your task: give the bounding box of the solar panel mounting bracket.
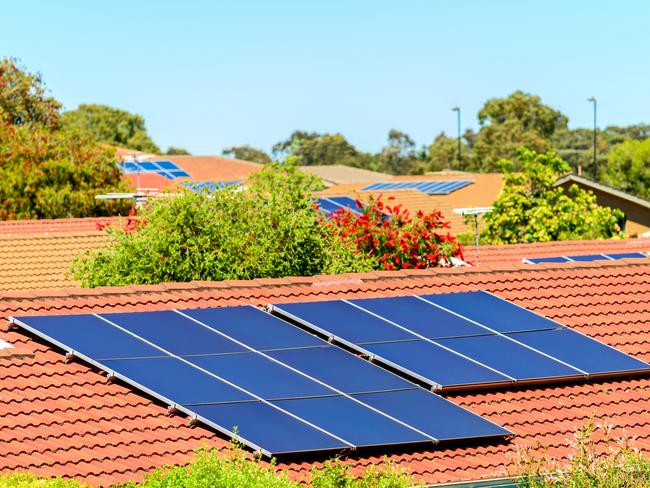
[188,415,200,426]
[167,405,180,415]
[64,351,76,363]
[105,371,117,383]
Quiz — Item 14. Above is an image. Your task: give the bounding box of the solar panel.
[118,161,191,180]
[315,197,364,218]
[361,180,473,195]
[12,305,510,456]
[271,291,650,391]
[524,252,647,264]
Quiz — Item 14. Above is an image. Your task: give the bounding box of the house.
[299,165,392,187]
[319,173,504,235]
[1,256,649,486]
[555,174,650,237]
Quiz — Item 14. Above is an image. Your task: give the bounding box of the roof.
[299,165,392,187]
[150,155,262,183]
[319,174,504,234]
[2,259,649,486]
[0,217,119,236]
[474,237,650,267]
[556,174,650,211]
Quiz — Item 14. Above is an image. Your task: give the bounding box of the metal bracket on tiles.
[327,336,335,343]
[105,371,117,383]
[167,404,180,415]
[6,318,18,330]
[188,415,200,426]
[64,351,76,363]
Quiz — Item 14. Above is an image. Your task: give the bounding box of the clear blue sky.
[2,1,648,155]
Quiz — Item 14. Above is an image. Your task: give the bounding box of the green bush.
[0,473,84,487]
[482,148,624,244]
[311,458,412,488]
[514,421,650,487]
[72,162,372,287]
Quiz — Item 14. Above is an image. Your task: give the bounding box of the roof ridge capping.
[0,258,648,301]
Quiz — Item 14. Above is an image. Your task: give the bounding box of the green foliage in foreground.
[515,421,650,487]
[71,162,372,287]
[0,473,84,487]
[482,148,624,244]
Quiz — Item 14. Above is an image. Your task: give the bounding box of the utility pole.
[587,96,597,179]
[451,106,461,169]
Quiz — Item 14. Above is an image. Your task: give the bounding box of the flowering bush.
[321,195,463,270]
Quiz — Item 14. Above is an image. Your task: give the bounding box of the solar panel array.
[12,305,510,457]
[271,291,650,391]
[524,252,647,265]
[361,180,473,195]
[120,161,191,180]
[183,181,243,193]
[315,196,364,218]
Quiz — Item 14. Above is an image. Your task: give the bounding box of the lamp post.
[587,96,597,179]
[451,106,461,169]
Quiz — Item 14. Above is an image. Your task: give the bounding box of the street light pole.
[451,106,461,169]
[587,96,597,179]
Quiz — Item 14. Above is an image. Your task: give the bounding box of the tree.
[60,104,160,153]
[166,146,191,155]
[0,117,131,219]
[222,145,270,163]
[273,131,363,166]
[376,129,424,175]
[601,138,650,199]
[426,132,469,171]
[470,92,568,171]
[71,162,368,287]
[0,57,61,126]
[482,148,624,244]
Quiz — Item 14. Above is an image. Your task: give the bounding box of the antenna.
[452,207,493,265]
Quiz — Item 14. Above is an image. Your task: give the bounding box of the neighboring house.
[0,218,117,291]
[555,174,650,237]
[319,173,504,235]
[1,256,649,486]
[299,165,392,187]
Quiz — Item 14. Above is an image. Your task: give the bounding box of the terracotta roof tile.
[1,260,650,485]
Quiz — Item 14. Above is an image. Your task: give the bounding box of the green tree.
[0,57,61,126]
[376,129,424,175]
[273,131,363,166]
[60,104,160,153]
[471,92,568,171]
[223,144,270,163]
[602,138,650,199]
[426,132,469,171]
[71,162,369,287]
[482,148,624,244]
[0,117,131,219]
[165,146,191,155]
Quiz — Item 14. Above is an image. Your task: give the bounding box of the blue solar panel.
[101,357,253,405]
[315,198,344,216]
[12,304,512,456]
[420,291,561,334]
[180,306,323,351]
[267,345,414,394]
[525,252,647,264]
[271,291,650,390]
[353,389,510,441]
[118,161,191,179]
[326,196,364,215]
[505,328,650,376]
[168,169,190,178]
[101,311,246,356]
[360,340,512,389]
[190,402,350,454]
[273,300,412,344]
[155,161,180,170]
[361,180,473,195]
[271,396,431,447]
[139,161,158,171]
[349,296,486,339]
[436,335,582,381]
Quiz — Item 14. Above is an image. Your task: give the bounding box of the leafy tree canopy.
[601,138,650,199]
[165,146,191,155]
[376,129,424,175]
[0,58,61,127]
[273,131,362,167]
[427,131,468,172]
[60,104,160,153]
[0,117,130,219]
[482,148,624,244]
[223,144,270,163]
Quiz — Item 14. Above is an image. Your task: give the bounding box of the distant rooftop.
[299,165,391,187]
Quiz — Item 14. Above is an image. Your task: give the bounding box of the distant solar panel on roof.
[119,161,191,180]
[11,305,509,457]
[361,180,473,195]
[524,252,647,264]
[271,290,650,391]
[315,197,364,218]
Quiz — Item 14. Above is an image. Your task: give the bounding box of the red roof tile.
[0,217,121,236]
[1,260,649,485]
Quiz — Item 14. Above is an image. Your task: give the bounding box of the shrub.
[72,162,371,287]
[482,148,624,244]
[311,458,413,488]
[0,473,84,487]
[0,118,131,219]
[322,195,463,270]
[513,421,650,487]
